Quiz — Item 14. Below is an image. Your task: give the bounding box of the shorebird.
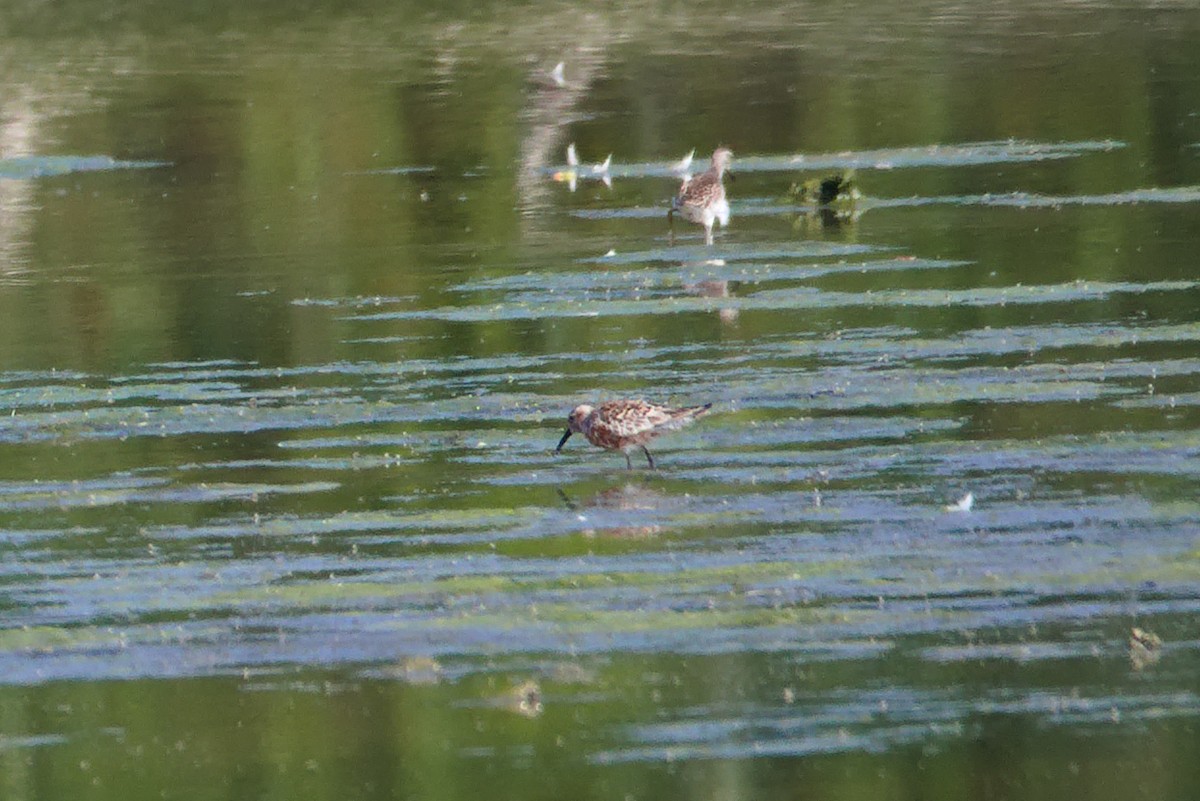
[555,399,712,469]
[669,147,733,245]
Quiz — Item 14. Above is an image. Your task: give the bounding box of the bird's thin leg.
[704,224,714,246]
[668,208,676,245]
[624,451,633,470]
[641,445,656,469]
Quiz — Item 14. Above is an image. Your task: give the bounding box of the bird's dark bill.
[555,429,572,451]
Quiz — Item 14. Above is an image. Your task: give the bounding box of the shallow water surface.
[1,1,1200,799]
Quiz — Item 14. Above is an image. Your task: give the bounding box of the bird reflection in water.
[682,275,738,325]
[556,483,671,539]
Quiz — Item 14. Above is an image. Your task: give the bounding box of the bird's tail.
[672,402,712,421]
[652,402,713,433]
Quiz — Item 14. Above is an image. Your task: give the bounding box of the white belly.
[711,198,730,228]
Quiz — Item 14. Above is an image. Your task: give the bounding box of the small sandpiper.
[669,147,733,245]
[555,399,712,469]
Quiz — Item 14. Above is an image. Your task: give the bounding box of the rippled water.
[2,1,1200,799]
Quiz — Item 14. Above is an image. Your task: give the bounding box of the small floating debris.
[550,61,567,87]
[551,143,612,191]
[944,491,974,513]
[789,170,861,207]
[507,679,543,717]
[592,153,613,188]
[1129,626,1162,671]
[552,143,580,192]
[788,171,862,231]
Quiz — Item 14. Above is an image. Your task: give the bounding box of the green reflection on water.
[1,651,1199,801]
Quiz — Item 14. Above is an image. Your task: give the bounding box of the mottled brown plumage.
[555,399,713,469]
[669,147,733,245]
